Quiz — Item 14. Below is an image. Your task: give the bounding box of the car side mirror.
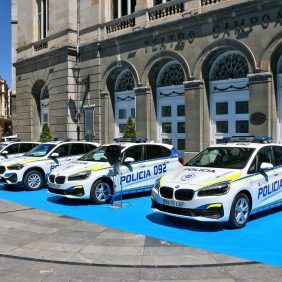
[259,162,273,172]
[124,157,135,164]
[1,150,8,156]
[50,152,59,158]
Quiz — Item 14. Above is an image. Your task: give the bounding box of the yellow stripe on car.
[208,204,223,209]
[195,172,241,191]
[5,157,39,166]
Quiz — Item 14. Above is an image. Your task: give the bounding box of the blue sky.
[0,0,12,87]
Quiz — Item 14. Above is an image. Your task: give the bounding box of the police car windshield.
[79,145,125,162]
[185,147,255,169]
[0,144,8,151]
[25,144,56,157]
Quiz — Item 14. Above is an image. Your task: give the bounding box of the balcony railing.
[201,0,228,6]
[148,0,185,21]
[106,15,136,34]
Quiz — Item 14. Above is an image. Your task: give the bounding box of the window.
[54,144,70,157]
[19,143,34,153]
[248,147,274,173]
[85,144,97,153]
[37,0,49,40]
[70,143,86,156]
[112,0,136,19]
[145,145,164,160]
[6,144,19,154]
[122,145,143,162]
[154,0,172,5]
[273,146,282,166]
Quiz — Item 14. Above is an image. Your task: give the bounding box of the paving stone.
[80,245,144,256]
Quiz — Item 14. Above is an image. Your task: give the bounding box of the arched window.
[157,61,184,87]
[210,51,249,81]
[115,69,135,92]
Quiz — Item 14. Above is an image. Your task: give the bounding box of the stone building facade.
[0,77,12,138]
[13,0,282,160]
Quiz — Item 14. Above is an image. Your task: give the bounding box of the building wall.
[14,0,282,160]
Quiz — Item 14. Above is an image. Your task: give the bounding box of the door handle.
[138,164,146,168]
[273,172,279,176]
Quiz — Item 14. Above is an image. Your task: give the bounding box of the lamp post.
[72,63,81,141]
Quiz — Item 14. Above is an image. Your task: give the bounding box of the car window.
[248,146,274,174]
[186,147,255,169]
[145,145,164,160]
[6,144,19,154]
[25,144,56,157]
[54,144,70,157]
[70,143,85,155]
[122,145,143,163]
[273,146,282,167]
[162,146,172,158]
[19,143,34,153]
[85,144,96,152]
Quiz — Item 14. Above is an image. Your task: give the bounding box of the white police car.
[0,141,40,161]
[152,136,282,228]
[47,138,182,204]
[0,141,99,190]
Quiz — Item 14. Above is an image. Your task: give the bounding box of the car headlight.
[198,181,230,197]
[68,170,91,181]
[7,164,25,170]
[154,177,162,193]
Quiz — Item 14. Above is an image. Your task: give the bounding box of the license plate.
[163,199,185,208]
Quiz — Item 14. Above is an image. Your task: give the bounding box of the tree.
[40,123,52,142]
[123,116,136,138]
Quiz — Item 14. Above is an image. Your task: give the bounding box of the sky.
[0,0,12,87]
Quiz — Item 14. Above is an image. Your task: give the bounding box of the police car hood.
[162,166,241,189]
[53,160,109,176]
[1,156,41,166]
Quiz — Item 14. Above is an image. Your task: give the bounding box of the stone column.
[134,86,157,141]
[248,72,274,138]
[184,80,209,161]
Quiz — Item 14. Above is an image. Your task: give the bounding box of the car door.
[50,144,71,172]
[119,145,148,193]
[143,144,172,184]
[248,146,277,211]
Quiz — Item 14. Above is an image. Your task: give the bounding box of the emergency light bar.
[113,137,148,143]
[223,136,272,143]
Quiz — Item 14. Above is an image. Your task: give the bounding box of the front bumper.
[0,173,19,184]
[151,188,229,222]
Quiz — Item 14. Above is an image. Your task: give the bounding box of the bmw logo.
[181,173,195,181]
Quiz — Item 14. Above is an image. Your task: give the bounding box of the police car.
[47,138,182,204]
[152,136,282,228]
[0,141,99,190]
[0,141,40,161]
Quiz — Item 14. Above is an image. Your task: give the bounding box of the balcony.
[106,14,136,34]
[148,0,185,22]
[201,0,229,6]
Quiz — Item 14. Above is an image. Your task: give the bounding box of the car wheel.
[90,180,112,204]
[228,193,250,229]
[23,170,43,191]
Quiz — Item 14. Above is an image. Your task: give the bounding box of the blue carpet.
[0,185,282,267]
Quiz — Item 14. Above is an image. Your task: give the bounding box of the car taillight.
[178,158,184,164]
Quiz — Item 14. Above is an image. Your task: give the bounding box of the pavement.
[0,199,281,281]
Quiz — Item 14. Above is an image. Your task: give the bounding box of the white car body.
[48,142,182,203]
[152,138,282,227]
[0,141,40,161]
[0,141,99,189]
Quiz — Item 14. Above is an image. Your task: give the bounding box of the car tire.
[90,179,112,205]
[228,193,250,229]
[23,170,44,191]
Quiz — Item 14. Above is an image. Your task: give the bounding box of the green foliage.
[123,116,136,138]
[40,123,52,142]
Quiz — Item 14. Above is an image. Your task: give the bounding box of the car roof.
[102,142,174,150]
[1,141,40,145]
[43,141,99,145]
[210,142,281,150]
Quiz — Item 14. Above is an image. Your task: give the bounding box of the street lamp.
[72,63,90,141]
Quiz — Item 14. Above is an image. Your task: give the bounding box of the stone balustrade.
[106,14,136,34]
[148,0,185,21]
[201,0,228,6]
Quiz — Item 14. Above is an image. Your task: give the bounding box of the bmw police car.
[152,136,282,228]
[0,141,40,161]
[0,141,99,190]
[47,138,182,204]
